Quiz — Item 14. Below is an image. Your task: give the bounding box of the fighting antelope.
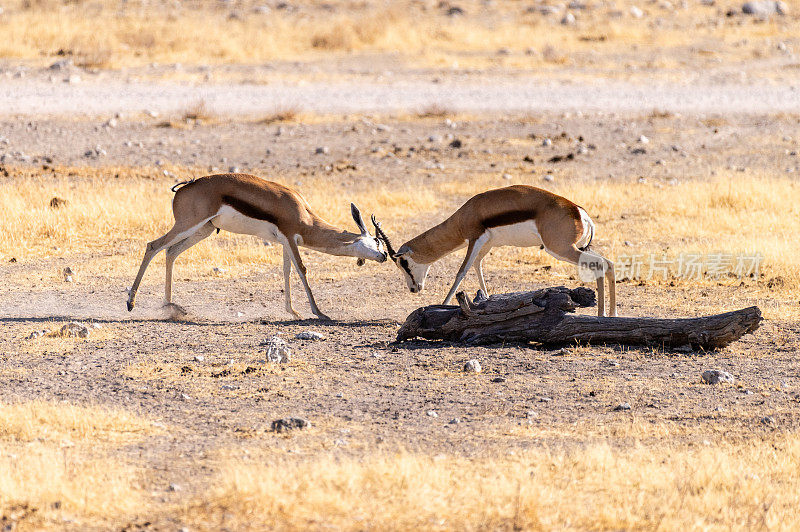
[126,173,387,320]
[373,185,616,317]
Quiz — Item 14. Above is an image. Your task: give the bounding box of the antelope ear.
[356,258,366,266]
[351,203,368,235]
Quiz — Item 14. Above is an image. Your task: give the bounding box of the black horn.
[371,214,397,257]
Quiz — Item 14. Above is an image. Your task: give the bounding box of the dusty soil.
[1,108,800,527]
[3,73,800,116]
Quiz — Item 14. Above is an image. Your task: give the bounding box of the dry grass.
[0,166,441,276]
[0,0,796,71]
[432,171,800,315]
[0,399,158,442]
[1,166,797,313]
[255,107,300,125]
[184,431,800,530]
[0,445,146,528]
[0,400,155,528]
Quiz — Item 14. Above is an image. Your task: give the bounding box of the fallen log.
[396,287,762,350]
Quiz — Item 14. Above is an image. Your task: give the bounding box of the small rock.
[526,410,538,419]
[426,410,438,417]
[48,59,73,71]
[261,336,291,363]
[538,396,553,403]
[449,418,462,424]
[542,138,552,147]
[220,384,237,391]
[271,418,310,432]
[295,331,325,341]
[502,173,513,180]
[446,5,464,16]
[193,355,205,363]
[543,174,555,182]
[62,266,75,281]
[167,483,181,492]
[491,377,507,383]
[104,118,118,128]
[638,135,650,144]
[57,322,90,338]
[742,0,786,16]
[66,74,81,84]
[629,5,644,17]
[561,12,576,24]
[448,138,463,148]
[761,416,776,426]
[613,402,632,411]
[26,330,48,340]
[315,146,329,155]
[701,369,735,385]
[463,359,482,373]
[212,267,227,274]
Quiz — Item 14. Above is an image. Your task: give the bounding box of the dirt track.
[3,76,800,116]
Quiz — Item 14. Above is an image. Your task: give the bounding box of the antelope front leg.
[443,235,489,305]
[285,238,331,321]
[282,247,302,320]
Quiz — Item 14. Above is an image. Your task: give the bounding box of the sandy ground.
[2,76,800,528]
[3,75,800,116]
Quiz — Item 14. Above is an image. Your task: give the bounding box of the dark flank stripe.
[221,195,279,226]
[481,209,537,229]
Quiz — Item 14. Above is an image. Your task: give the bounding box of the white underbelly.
[212,205,286,244]
[487,220,543,248]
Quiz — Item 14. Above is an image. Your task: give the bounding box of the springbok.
[126,173,387,320]
[373,184,616,317]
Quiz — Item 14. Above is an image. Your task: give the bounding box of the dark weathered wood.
[396,287,762,350]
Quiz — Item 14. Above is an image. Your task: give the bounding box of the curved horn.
[371,214,397,257]
[351,203,368,235]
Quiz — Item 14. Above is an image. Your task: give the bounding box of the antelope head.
[350,204,387,266]
[371,215,430,293]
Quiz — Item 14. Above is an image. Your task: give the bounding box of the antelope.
[126,173,387,320]
[373,185,616,317]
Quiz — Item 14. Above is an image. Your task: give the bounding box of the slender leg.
[282,246,302,320]
[164,222,216,305]
[443,234,490,305]
[472,246,492,296]
[127,222,205,311]
[605,259,616,317]
[595,266,605,317]
[285,237,331,321]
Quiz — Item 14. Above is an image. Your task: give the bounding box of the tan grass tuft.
[185,433,800,530]
[256,107,300,125]
[0,400,158,442]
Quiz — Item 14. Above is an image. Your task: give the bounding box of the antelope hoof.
[287,309,303,320]
[314,311,333,321]
[127,300,134,312]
